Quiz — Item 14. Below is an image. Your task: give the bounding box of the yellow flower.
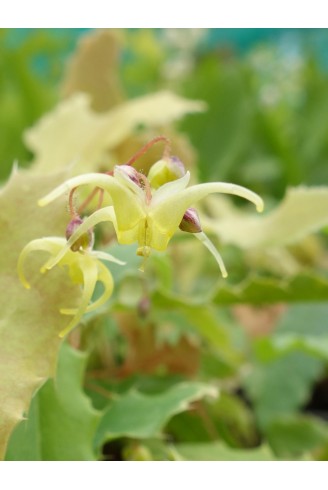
[17,237,124,337]
[38,164,264,277]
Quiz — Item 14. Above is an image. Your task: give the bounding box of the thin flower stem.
[68,187,78,218]
[125,135,171,167]
[97,188,104,210]
[85,381,116,400]
[78,186,101,215]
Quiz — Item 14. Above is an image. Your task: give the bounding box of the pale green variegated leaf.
[95,382,218,447]
[24,91,206,174]
[0,168,81,459]
[204,187,328,248]
[174,442,276,461]
[5,343,100,461]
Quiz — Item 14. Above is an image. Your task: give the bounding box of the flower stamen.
[137,172,152,204]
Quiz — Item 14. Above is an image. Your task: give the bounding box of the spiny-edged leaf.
[5,343,100,461]
[266,415,328,458]
[3,391,40,461]
[153,272,328,307]
[25,91,206,174]
[0,168,80,459]
[206,187,328,249]
[61,29,124,111]
[95,382,218,447]
[243,351,324,429]
[174,441,276,461]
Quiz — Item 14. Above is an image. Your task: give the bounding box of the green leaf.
[243,351,324,428]
[213,393,259,448]
[5,343,100,461]
[3,391,40,461]
[124,439,179,461]
[0,29,61,180]
[213,273,328,305]
[0,169,81,459]
[122,29,166,97]
[266,415,328,458]
[148,300,243,370]
[166,392,259,447]
[180,55,253,184]
[174,441,276,461]
[269,303,328,360]
[95,382,218,448]
[153,272,328,307]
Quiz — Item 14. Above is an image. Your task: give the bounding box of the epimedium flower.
[37,139,264,278]
[17,236,125,338]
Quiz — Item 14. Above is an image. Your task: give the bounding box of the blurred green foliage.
[0,28,87,180]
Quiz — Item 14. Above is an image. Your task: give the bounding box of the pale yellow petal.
[162,182,264,214]
[44,207,117,270]
[194,231,228,278]
[39,173,145,237]
[151,171,190,206]
[88,249,126,266]
[113,165,145,200]
[38,173,119,207]
[115,223,141,245]
[17,237,66,288]
[59,258,98,337]
[61,261,114,315]
[149,182,263,250]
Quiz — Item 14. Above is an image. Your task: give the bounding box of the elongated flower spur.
[18,237,124,337]
[38,137,264,278]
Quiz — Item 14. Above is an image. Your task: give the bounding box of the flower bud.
[66,217,94,252]
[115,164,140,185]
[138,296,151,318]
[148,156,186,189]
[179,207,202,234]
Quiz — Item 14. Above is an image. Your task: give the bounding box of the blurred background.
[4,28,328,461]
[3,28,328,189]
